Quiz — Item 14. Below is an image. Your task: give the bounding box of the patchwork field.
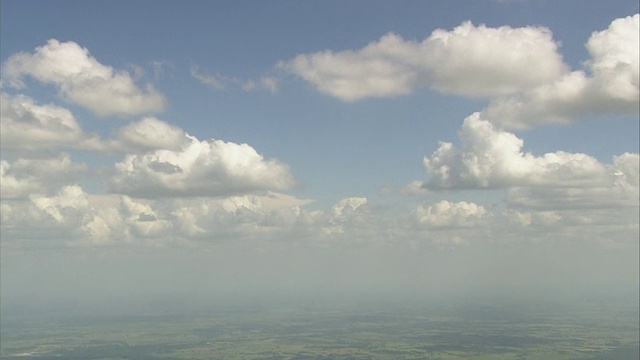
[1,299,638,359]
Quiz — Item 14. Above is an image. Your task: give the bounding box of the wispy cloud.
[191,66,279,93]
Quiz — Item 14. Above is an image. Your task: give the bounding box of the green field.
[1,299,638,359]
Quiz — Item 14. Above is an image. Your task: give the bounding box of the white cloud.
[482,14,639,129]
[586,14,639,103]
[0,92,105,151]
[423,113,614,189]
[259,76,279,93]
[331,197,368,217]
[0,155,87,199]
[170,193,318,241]
[502,209,562,228]
[192,66,279,93]
[505,153,639,210]
[0,94,193,154]
[12,193,360,246]
[120,196,172,239]
[400,180,431,196]
[280,21,566,101]
[30,185,89,224]
[2,39,167,116]
[1,188,177,246]
[1,160,44,200]
[116,117,188,152]
[413,200,488,228]
[74,195,177,246]
[497,206,638,248]
[1,182,636,250]
[109,135,296,197]
[190,66,226,91]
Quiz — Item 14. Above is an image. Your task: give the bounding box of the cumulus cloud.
[505,153,639,210]
[413,200,488,228]
[1,188,318,247]
[483,14,639,129]
[109,135,296,198]
[586,14,639,104]
[416,113,638,246]
[423,113,612,189]
[0,92,104,151]
[0,155,87,199]
[0,94,192,154]
[0,188,163,246]
[1,182,635,250]
[331,197,368,217]
[279,21,566,101]
[30,185,89,224]
[170,193,318,241]
[2,39,167,116]
[115,117,188,152]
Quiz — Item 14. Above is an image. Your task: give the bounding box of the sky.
[1,0,639,313]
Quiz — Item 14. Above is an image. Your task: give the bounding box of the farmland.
[1,296,637,360]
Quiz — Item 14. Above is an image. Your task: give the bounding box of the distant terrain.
[1,298,638,360]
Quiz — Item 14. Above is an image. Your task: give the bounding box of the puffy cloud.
[331,197,367,217]
[506,153,639,210]
[170,193,317,241]
[319,197,374,239]
[5,190,312,247]
[586,14,639,103]
[1,188,178,246]
[0,92,104,151]
[279,21,566,101]
[71,195,176,246]
[116,117,188,152]
[413,200,487,228]
[0,93,192,154]
[1,184,635,250]
[119,196,172,239]
[109,135,296,197]
[30,185,89,224]
[423,113,611,189]
[2,39,167,116]
[400,180,431,196]
[406,200,491,247]
[0,155,87,199]
[483,14,639,129]
[1,161,44,200]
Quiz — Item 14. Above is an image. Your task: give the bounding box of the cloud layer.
[0,16,637,255]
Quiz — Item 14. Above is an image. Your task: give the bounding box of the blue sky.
[1,0,638,309]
